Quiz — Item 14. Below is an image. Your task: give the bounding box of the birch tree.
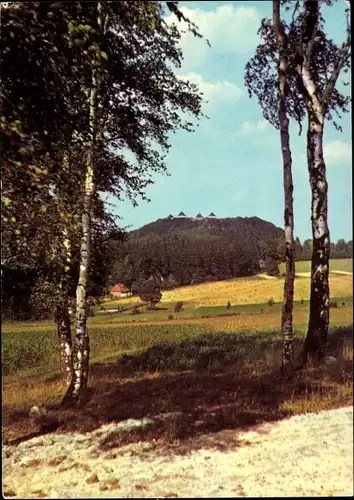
[293,0,351,363]
[273,0,295,375]
[245,0,350,366]
[2,1,204,406]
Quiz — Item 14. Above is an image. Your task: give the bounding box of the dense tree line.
[295,238,353,261]
[109,216,286,289]
[109,219,352,293]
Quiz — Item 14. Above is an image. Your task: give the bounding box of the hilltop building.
[165,212,217,219]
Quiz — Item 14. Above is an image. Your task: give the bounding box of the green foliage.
[245,1,351,132]
[28,277,61,320]
[1,1,205,324]
[265,258,280,277]
[138,277,162,310]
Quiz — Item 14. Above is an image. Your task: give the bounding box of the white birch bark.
[273,0,295,376]
[62,3,109,406]
[296,0,350,364]
[56,226,73,385]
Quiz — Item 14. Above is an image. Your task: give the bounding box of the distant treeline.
[107,217,352,290]
[295,238,352,261]
[2,213,351,321]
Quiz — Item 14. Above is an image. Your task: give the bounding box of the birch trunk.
[296,0,332,365]
[273,0,295,376]
[56,158,73,386]
[56,302,72,385]
[303,110,330,363]
[62,83,97,407]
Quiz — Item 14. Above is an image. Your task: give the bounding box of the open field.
[2,297,353,334]
[2,268,353,456]
[279,258,353,275]
[100,271,352,312]
[2,319,353,446]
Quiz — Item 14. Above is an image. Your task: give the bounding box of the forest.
[109,215,353,289]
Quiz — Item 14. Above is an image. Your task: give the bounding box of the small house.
[111,283,131,298]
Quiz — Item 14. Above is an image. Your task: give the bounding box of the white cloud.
[179,73,242,104]
[236,119,269,136]
[324,140,351,163]
[165,4,261,70]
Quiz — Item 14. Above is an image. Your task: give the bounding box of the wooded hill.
[109,215,286,289]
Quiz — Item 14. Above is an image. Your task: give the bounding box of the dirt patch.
[3,406,353,498]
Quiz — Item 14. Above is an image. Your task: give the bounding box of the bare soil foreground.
[3,406,353,498]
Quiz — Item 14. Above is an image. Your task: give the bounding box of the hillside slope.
[110,215,285,288]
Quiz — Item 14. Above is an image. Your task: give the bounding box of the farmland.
[2,262,353,446]
[99,268,352,312]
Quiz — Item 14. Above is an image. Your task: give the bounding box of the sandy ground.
[258,273,277,280]
[2,406,353,498]
[295,271,353,277]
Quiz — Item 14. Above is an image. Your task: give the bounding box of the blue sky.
[111,1,352,243]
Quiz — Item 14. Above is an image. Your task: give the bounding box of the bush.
[168,315,174,320]
[329,300,338,309]
[174,301,183,313]
[137,277,162,310]
[268,297,274,307]
[131,307,141,315]
[226,301,231,310]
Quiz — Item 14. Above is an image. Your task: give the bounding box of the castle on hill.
[167,212,217,219]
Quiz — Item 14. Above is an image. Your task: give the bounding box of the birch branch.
[321,31,351,107]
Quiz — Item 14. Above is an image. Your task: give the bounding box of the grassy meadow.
[279,257,353,274]
[2,260,353,448]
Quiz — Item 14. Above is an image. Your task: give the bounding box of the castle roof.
[178,211,186,217]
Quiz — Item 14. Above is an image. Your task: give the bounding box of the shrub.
[137,277,162,310]
[168,315,174,320]
[329,300,338,309]
[131,307,141,315]
[226,301,231,310]
[268,297,274,307]
[174,301,183,313]
[300,297,304,304]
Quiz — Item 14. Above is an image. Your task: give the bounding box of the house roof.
[178,211,186,216]
[112,283,129,293]
[196,213,203,218]
[208,212,216,217]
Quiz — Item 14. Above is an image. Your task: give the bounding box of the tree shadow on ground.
[4,326,353,453]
